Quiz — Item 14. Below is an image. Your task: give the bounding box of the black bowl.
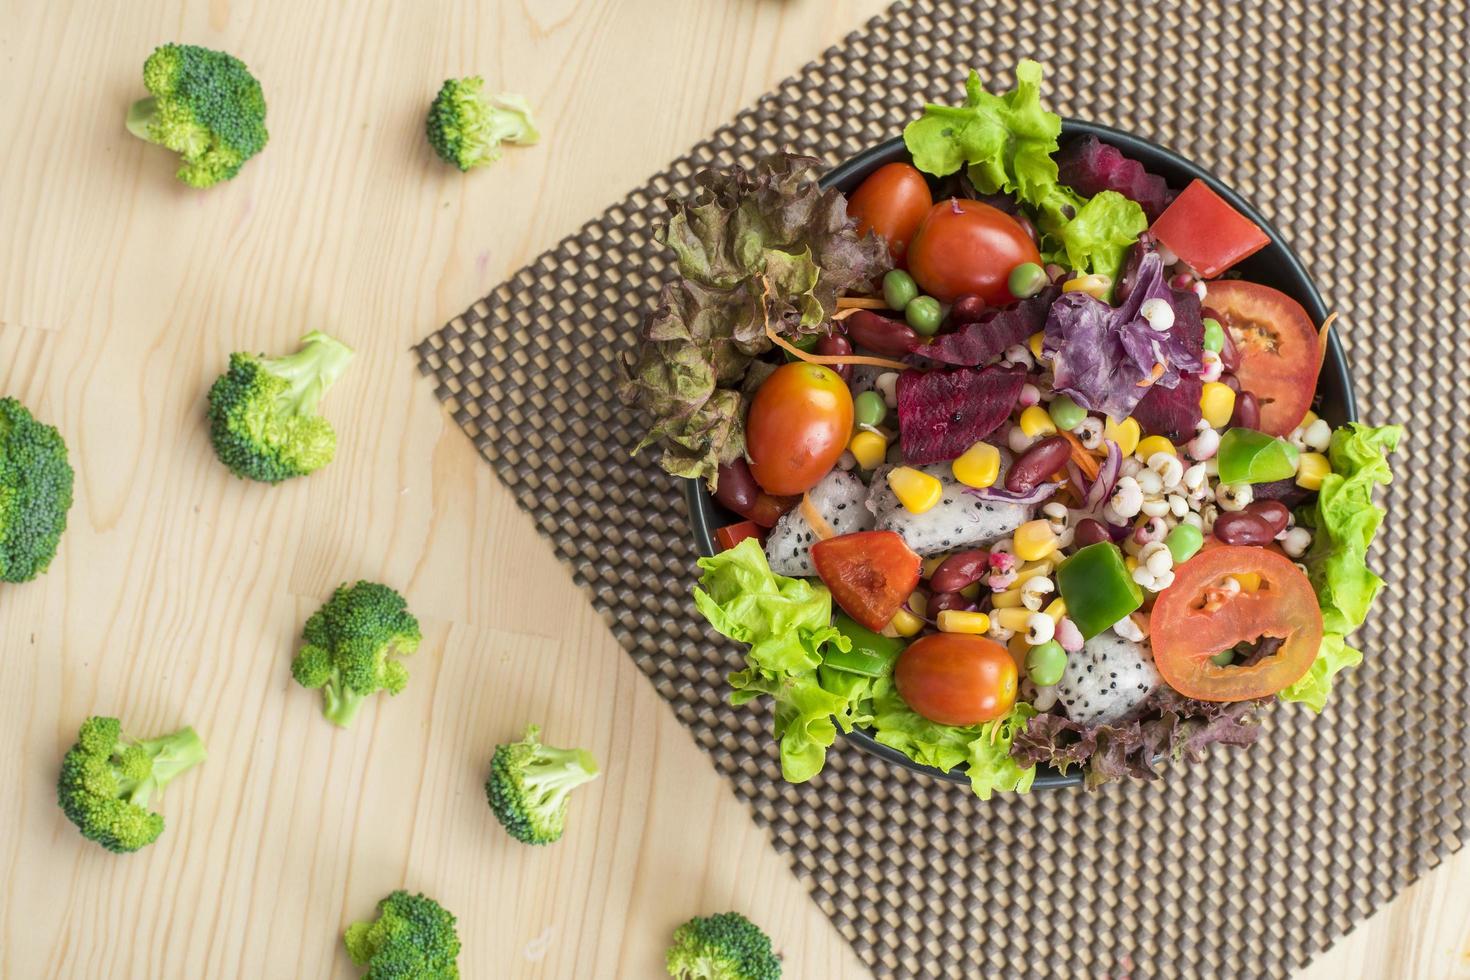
[685,121,1357,790]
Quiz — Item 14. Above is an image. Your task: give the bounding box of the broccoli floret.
[343,890,461,979]
[291,581,422,728]
[125,43,268,188]
[206,331,354,484]
[666,912,782,980]
[426,77,539,172]
[485,724,598,845]
[0,397,75,583]
[56,715,206,853]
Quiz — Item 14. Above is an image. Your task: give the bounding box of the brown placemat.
[414,2,1468,976]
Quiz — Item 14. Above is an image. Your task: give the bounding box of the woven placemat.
[415,2,1468,976]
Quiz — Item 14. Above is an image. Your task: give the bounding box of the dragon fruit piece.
[1054,631,1161,726]
[1057,135,1175,222]
[764,469,872,576]
[865,462,1031,557]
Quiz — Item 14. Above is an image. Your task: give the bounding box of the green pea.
[1202,317,1225,353]
[1047,395,1086,432]
[1210,649,1236,666]
[1025,640,1068,687]
[905,295,943,336]
[883,269,919,311]
[783,333,819,362]
[853,390,887,428]
[1165,523,1204,564]
[1007,262,1048,299]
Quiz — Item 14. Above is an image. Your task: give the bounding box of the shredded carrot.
[800,492,837,541]
[1058,430,1100,482]
[1134,362,1166,388]
[1317,311,1338,367]
[759,277,910,371]
[831,307,866,322]
[836,295,887,310]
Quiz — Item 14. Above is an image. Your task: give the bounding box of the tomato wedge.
[810,530,921,632]
[1149,179,1269,278]
[714,520,764,551]
[1150,546,1322,702]
[1206,280,1321,436]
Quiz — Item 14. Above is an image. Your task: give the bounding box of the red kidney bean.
[714,458,758,517]
[1014,212,1041,248]
[1246,499,1290,535]
[928,549,990,594]
[927,591,972,617]
[1073,518,1112,548]
[1006,435,1072,494]
[1220,372,1241,393]
[1212,510,1275,546]
[844,310,920,357]
[1230,390,1261,430]
[1208,312,1242,373]
[948,294,988,324]
[815,332,853,383]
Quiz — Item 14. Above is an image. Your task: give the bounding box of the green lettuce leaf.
[1053,190,1149,292]
[872,680,1037,799]
[622,153,889,485]
[903,61,1144,285]
[693,538,864,782]
[1280,423,1402,710]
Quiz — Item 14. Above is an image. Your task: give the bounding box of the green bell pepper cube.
[1217,427,1300,484]
[1056,542,1144,639]
[823,614,904,676]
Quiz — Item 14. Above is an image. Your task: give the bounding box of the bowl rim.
[684,119,1356,791]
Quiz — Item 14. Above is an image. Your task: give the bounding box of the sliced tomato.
[810,530,921,632]
[1205,280,1321,436]
[1149,546,1322,702]
[846,162,933,265]
[1149,179,1269,278]
[715,520,764,551]
[895,633,1018,726]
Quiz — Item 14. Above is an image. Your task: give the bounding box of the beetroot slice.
[1057,135,1175,222]
[897,365,1026,465]
[911,288,1057,368]
[1131,373,1203,442]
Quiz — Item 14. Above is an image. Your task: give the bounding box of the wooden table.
[1,2,1465,977]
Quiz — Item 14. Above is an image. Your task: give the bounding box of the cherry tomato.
[745,363,853,495]
[895,633,1018,726]
[810,530,922,633]
[906,199,1043,305]
[1149,546,1322,702]
[846,162,934,265]
[1205,281,1321,436]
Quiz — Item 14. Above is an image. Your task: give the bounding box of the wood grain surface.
[0,1,1465,977]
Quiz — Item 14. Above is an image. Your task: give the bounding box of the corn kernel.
[991,588,1026,608]
[1135,435,1176,460]
[1104,416,1141,457]
[1296,451,1330,491]
[1301,409,1319,428]
[887,466,943,514]
[890,606,924,637]
[1125,555,1139,574]
[959,582,982,601]
[1199,381,1237,429]
[996,606,1034,632]
[921,554,948,579]
[1233,572,1262,593]
[1013,519,1058,562]
[937,610,992,634]
[1011,561,1055,587]
[1028,331,1045,358]
[1019,405,1057,438]
[952,441,1002,488]
[907,592,929,619]
[1062,273,1111,299]
[1043,597,1067,622]
[848,430,888,470]
[1007,632,1031,666]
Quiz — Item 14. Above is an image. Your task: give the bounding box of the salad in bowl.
[622,61,1400,796]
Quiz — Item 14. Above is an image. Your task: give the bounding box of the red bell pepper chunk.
[810,530,922,632]
[1149,178,1270,279]
[715,520,765,551]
